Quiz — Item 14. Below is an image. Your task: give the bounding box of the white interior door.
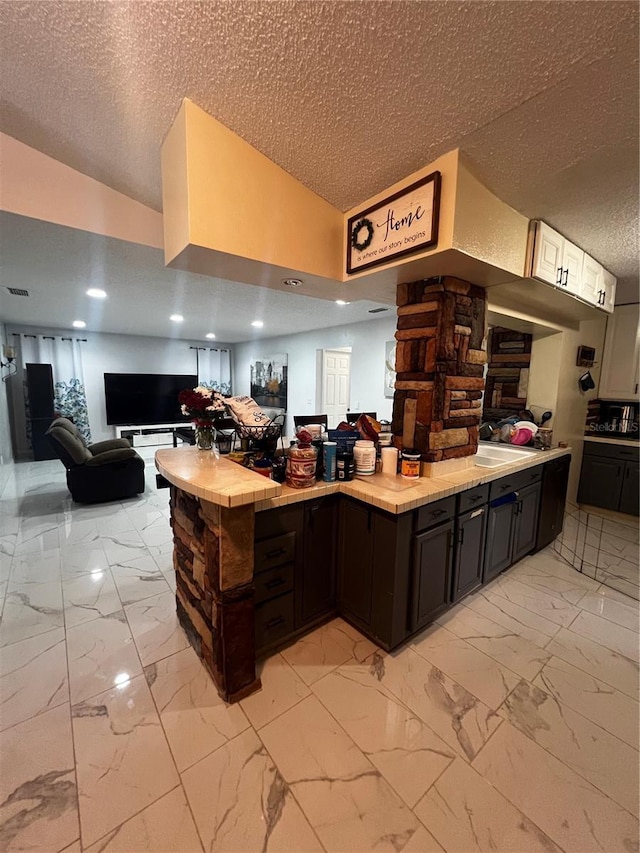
[322,350,351,428]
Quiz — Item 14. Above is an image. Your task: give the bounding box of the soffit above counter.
[160,99,613,323]
[161,100,528,304]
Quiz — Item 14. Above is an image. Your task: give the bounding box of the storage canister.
[381,446,399,475]
[400,448,421,479]
[336,451,354,481]
[353,440,376,476]
[286,440,317,489]
[322,441,337,482]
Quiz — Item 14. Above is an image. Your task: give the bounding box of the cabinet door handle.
[617,466,622,478]
[266,547,287,560]
[556,267,563,286]
[562,268,569,286]
[266,616,286,630]
[265,577,286,590]
[458,526,465,546]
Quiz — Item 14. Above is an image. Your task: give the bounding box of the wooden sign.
[346,171,441,274]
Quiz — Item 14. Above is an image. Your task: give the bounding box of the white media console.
[115,423,193,447]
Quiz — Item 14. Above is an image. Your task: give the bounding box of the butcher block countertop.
[155,446,572,514]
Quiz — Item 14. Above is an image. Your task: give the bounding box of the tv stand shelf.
[116,423,191,447]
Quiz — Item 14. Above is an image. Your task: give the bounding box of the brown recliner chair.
[46,417,145,503]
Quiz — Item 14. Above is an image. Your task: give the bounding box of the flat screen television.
[104,373,198,426]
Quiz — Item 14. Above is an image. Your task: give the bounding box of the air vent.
[368,307,390,314]
[6,287,29,297]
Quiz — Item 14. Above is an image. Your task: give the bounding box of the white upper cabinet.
[581,253,603,305]
[561,241,584,296]
[531,221,564,286]
[599,303,640,401]
[601,269,617,314]
[529,221,615,313]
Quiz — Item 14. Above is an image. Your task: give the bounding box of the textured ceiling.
[0,0,638,319]
[0,213,392,342]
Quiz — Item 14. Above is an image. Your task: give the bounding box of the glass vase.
[194,423,215,451]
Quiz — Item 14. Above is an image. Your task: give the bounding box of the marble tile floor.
[0,453,638,852]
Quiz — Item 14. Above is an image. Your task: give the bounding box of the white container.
[354,440,376,476]
[381,446,399,475]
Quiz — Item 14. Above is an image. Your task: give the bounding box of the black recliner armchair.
[46,417,145,503]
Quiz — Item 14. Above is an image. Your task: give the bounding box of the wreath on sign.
[351,217,374,251]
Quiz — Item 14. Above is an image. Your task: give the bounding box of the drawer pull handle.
[470,494,483,502]
[500,484,512,491]
[265,547,287,560]
[265,578,286,590]
[431,508,446,517]
[266,616,286,630]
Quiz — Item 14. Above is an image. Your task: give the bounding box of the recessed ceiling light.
[86,288,107,299]
[72,320,86,328]
[335,300,350,306]
[170,314,184,323]
[251,320,264,328]
[283,278,303,288]
[206,333,216,339]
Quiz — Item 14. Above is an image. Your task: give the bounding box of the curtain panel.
[18,334,91,443]
[196,347,232,395]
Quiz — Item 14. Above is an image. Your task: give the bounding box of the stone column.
[392,276,487,465]
[170,486,260,702]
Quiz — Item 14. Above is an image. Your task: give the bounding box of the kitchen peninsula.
[156,445,571,702]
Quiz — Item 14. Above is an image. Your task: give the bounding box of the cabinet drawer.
[255,592,294,652]
[458,484,489,514]
[489,466,542,501]
[416,496,456,530]
[254,562,294,605]
[254,532,296,574]
[583,441,639,462]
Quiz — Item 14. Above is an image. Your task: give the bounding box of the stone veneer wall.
[392,276,487,462]
[170,485,260,702]
[482,326,532,422]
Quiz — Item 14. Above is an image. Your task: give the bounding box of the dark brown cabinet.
[301,497,338,624]
[620,462,640,516]
[484,468,542,583]
[577,456,624,510]
[338,499,414,650]
[338,499,375,626]
[411,519,454,630]
[452,505,487,601]
[253,498,338,654]
[577,442,639,516]
[255,454,567,655]
[512,482,541,563]
[484,498,516,582]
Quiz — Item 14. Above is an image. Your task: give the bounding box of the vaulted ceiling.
[0,0,638,337]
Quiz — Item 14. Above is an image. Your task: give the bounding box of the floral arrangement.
[178,386,227,425]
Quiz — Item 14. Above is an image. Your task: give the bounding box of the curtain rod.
[189,346,229,352]
[11,333,87,342]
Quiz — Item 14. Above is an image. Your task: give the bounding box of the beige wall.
[529,319,607,505]
[553,316,607,505]
[0,133,163,248]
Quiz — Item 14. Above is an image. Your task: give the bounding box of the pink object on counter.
[511,427,534,446]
